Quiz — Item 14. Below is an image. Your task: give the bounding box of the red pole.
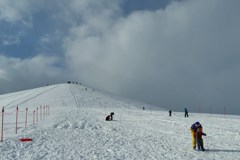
[1,107,4,142]
[16,106,18,134]
[33,110,35,125]
[25,108,28,128]
[36,107,38,122]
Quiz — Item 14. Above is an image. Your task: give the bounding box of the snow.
[0,83,240,160]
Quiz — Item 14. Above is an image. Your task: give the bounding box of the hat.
[195,122,200,127]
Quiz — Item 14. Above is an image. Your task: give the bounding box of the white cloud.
[0,54,68,92]
[0,68,8,80]
[40,35,51,45]
[62,0,240,113]
[1,0,240,113]
[1,35,20,46]
[0,0,42,24]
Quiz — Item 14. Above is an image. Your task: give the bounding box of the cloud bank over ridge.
[1,0,240,114]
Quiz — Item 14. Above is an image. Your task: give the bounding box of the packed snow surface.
[0,83,240,160]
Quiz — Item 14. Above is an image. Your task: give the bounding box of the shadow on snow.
[208,149,240,153]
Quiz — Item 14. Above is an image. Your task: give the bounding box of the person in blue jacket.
[185,108,189,117]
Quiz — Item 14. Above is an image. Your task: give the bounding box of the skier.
[185,108,189,117]
[190,121,202,149]
[169,110,172,116]
[196,127,207,151]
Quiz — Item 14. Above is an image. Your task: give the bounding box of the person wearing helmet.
[190,122,203,149]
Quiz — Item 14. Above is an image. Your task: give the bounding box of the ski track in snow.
[0,84,240,160]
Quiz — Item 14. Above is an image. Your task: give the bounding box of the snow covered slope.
[0,83,240,160]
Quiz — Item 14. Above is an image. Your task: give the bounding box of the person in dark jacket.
[105,115,112,121]
[105,112,114,121]
[169,110,172,116]
[185,108,189,117]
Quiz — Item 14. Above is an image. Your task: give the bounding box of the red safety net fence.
[0,105,50,142]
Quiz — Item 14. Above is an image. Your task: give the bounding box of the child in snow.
[196,128,206,151]
[105,112,114,121]
[105,115,112,121]
[190,121,202,149]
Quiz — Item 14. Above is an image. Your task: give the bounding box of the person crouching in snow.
[105,115,112,121]
[196,127,206,151]
[105,112,114,121]
[190,122,202,149]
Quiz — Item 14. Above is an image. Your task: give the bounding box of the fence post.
[43,106,45,119]
[40,106,42,120]
[33,110,35,125]
[36,107,38,122]
[16,106,18,134]
[48,106,50,116]
[45,106,47,117]
[1,107,4,142]
[25,108,28,128]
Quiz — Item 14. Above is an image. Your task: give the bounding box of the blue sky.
[1,0,240,115]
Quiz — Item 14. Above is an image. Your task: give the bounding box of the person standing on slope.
[190,122,202,150]
[185,108,189,117]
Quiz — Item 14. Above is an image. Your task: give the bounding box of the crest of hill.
[0,83,165,112]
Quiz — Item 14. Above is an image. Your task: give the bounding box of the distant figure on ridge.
[184,108,189,117]
[169,110,172,116]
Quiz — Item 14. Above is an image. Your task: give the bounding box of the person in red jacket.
[196,127,207,151]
